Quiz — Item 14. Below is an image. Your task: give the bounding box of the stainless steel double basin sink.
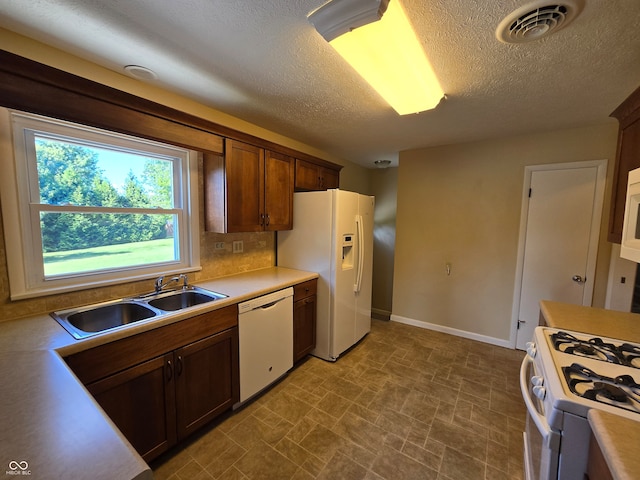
[52,286,227,339]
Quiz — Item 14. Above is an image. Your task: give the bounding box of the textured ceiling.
[0,0,639,167]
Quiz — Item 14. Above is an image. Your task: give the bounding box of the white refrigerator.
[277,189,374,361]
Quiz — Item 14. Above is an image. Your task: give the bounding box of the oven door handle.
[520,355,561,452]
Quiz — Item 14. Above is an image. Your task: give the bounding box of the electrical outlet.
[232,240,243,253]
[214,242,225,250]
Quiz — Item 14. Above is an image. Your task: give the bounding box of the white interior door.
[513,161,606,350]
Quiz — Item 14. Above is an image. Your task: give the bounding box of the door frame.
[509,159,607,348]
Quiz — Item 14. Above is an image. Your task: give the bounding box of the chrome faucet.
[154,274,188,293]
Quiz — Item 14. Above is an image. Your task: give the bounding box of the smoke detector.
[496,0,584,43]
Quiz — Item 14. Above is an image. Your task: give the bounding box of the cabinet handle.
[176,355,183,376]
[265,214,270,226]
[166,360,173,381]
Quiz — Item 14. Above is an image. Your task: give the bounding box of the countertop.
[588,410,640,480]
[539,300,640,480]
[0,266,317,480]
[539,300,640,343]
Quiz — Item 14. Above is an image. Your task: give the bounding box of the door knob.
[572,275,585,284]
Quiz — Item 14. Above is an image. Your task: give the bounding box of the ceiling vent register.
[496,0,584,43]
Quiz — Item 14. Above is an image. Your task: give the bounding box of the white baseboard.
[390,314,512,349]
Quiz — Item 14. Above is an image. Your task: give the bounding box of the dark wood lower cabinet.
[586,433,614,480]
[293,295,316,362]
[293,279,317,363]
[175,328,238,440]
[87,353,176,461]
[85,326,239,462]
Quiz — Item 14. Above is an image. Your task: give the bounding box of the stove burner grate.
[620,343,640,369]
[562,363,640,414]
[587,382,629,403]
[552,331,640,368]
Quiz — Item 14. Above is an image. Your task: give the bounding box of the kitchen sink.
[52,286,227,339]
[53,301,159,339]
[147,287,227,311]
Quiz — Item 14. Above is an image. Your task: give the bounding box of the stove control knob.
[532,385,546,400]
[526,342,537,358]
[531,376,544,387]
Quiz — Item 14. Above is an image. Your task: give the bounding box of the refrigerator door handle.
[354,214,364,293]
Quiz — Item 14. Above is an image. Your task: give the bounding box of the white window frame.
[0,109,201,300]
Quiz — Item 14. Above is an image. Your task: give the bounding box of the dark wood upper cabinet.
[226,140,265,233]
[205,139,294,233]
[607,85,640,243]
[295,158,340,191]
[265,150,295,230]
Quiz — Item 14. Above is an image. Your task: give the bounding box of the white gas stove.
[521,326,640,480]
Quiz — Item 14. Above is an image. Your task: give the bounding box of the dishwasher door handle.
[238,287,294,315]
[256,298,286,310]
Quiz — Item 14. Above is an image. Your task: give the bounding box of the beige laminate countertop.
[588,410,640,480]
[540,300,640,343]
[0,266,317,480]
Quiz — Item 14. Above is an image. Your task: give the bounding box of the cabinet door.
[295,158,321,190]
[87,353,176,462]
[295,158,340,191]
[586,434,614,480]
[321,166,339,189]
[264,150,294,231]
[174,327,239,440]
[225,139,264,232]
[608,117,640,242]
[608,86,640,243]
[293,295,316,362]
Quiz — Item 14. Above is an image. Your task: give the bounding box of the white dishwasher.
[237,287,293,404]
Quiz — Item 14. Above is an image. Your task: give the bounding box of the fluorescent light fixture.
[309,0,444,115]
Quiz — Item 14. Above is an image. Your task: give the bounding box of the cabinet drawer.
[294,279,317,301]
[66,304,238,384]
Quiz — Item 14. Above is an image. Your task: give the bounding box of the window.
[0,110,200,299]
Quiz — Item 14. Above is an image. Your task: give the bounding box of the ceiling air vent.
[496,0,584,43]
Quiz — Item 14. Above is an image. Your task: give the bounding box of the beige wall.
[0,31,374,322]
[392,123,619,345]
[339,162,373,195]
[371,168,398,318]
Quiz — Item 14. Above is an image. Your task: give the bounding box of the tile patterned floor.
[151,319,526,480]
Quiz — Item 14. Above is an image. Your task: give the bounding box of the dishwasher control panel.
[238,287,293,314]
